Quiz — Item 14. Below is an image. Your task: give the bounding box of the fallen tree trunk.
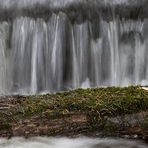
[0,86,147,141]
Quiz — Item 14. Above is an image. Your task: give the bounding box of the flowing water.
[0,137,147,148]
[0,0,148,95]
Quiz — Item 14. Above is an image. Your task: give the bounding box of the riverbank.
[0,86,148,141]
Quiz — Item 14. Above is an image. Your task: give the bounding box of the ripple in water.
[0,137,147,148]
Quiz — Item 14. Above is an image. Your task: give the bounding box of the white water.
[0,0,147,95]
[0,137,147,148]
[0,22,9,94]
[0,15,148,94]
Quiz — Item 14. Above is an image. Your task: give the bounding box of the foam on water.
[0,137,147,148]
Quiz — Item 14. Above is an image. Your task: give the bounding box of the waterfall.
[0,22,9,94]
[0,0,148,94]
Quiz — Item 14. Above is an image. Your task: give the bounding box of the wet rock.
[0,0,148,21]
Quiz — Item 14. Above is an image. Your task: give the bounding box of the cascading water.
[0,22,9,94]
[0,0,148,94]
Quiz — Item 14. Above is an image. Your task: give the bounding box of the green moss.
[0,123,11,131]
[101,120,119,135]
[141,118,148,128]
[11,86,148,118]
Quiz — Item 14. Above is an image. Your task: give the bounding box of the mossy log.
[0,86,148,140]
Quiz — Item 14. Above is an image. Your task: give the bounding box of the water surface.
[0,137,147,148]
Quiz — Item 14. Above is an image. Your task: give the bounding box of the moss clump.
[11,86,148,118]
[0,123,11,131]
[141,118,148,128]
[101,120,119,136]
